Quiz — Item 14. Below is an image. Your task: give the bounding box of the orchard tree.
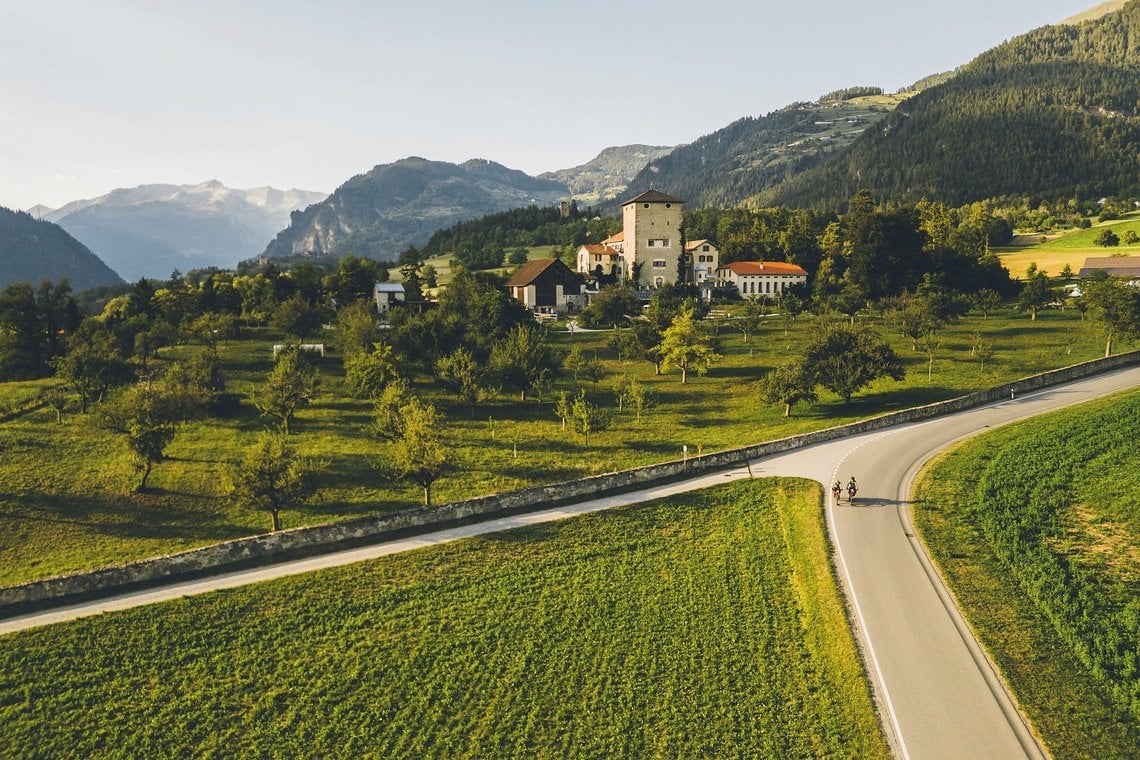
[53,328,128,412]
[391,398,454,507]
[971,289,1002,319]
[490,325,562,400]
[803,326,905,405]
[658,307,720,383]
[735,297,767,344]
[569,390,607,448]
[97,379,183,491]
[345,343,401,399]
[1080,273,1140,357]
[256,347,319,433]
[372,378,413,442]
[761,361,817,417]
[435,347,494,417]
[1017,264,1057,321]
[335,300,382,360]
[579,284,639,328]
[271,294,325,340]
[229,433,311,532]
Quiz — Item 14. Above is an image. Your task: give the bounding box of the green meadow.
[0,306,1124,586]
[0,479,889,759]
[915,391,1140,759]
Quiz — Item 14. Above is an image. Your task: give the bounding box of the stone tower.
[620,190,685,288]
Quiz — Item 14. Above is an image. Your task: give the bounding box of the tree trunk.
[680,366,688,384]
[927,356,933,379]
[1106,336,1113,358]
[270,508,281,532]
[1031,307,1037,321]
[424,484,432,507]
[784,402,791,418]
[520,389,526,401]
[136,459,153,492]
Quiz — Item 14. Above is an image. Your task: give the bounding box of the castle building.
[574,190,718,289]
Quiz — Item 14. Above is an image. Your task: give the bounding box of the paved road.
[4,366,1139,758]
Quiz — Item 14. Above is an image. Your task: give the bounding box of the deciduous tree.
[658,307,720,384]
[256,347,319,434]
[803,326,905,405]
[761,361,818,417]
[229,433,311,532]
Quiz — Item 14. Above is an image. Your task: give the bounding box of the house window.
[653,260,667,268]
[661,238,669,247]
[702,245,709,252]
[647,240,655,247]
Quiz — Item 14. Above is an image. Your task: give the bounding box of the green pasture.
[413,246,558,290]
[0,306,1124,586]
[998,213,1140,278]
[914,391,1140,759]
[0,479,889,759]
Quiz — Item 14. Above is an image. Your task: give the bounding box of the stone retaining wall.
[3,350,1138,617]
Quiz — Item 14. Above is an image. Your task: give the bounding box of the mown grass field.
[998,212,1140,278]
[417,245,558,290]
[914,391,1140,759]
[0,306,1124,586]
[0,479,890,759]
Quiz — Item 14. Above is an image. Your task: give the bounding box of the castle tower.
[620,190,684,288]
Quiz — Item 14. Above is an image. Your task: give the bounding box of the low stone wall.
[3,350,1138,617]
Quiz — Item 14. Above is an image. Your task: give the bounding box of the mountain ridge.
[0,207,123,291]
[46,181,326,281]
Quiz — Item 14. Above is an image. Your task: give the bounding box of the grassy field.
[415,246,559,290]
[998,213,1140,278]
[0,479,890,758]
[0,306,1124,586]
[914,391,1140,759]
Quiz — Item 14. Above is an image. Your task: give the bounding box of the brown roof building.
[1078,256,1140,278]
[506,257,585,313]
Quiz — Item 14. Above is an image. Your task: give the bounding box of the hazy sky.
[0,0,1099,209]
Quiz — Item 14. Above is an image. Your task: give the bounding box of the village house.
[574,190,717,289]
[716,260,808,297]
[373,282,406,313]
[505,257,586,315]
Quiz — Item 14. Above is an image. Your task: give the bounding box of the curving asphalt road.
[4,365,1139,758]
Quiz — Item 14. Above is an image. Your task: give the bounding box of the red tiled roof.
[621,190,684,206]
[601,231,624,244]
[718,261,807,276]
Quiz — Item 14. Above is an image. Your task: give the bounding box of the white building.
[686,239,720,284]
[716,261,807,297]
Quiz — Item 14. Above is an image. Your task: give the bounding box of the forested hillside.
[618,97,903,209]
[769,1,1140,208]
[0,208,123,291]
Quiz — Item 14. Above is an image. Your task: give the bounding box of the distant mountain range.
[37,181,326,281]
[538,145,673,204]
[0,207,122,291]
[261,157,570,262]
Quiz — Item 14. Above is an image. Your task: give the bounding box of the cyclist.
[847,476,858,501]
[832,480,842,501]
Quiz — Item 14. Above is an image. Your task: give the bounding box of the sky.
[0,0,1102,210]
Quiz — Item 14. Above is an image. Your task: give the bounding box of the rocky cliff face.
[539,145,674,203]
[262,157,568,262]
